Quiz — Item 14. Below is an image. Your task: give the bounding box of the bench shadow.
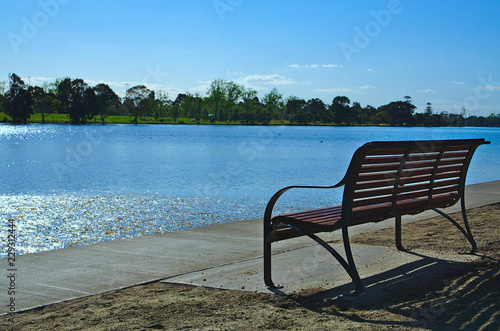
[289,250,499,330]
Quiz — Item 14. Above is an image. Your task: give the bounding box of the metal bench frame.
[263,139,490,295]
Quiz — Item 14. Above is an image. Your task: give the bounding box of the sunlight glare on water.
[1,124,498,256]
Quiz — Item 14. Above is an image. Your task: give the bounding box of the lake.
[1,124,499,255]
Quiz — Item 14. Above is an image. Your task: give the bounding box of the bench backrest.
[341,139,490,226]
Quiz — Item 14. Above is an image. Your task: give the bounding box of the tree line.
[1,73,499,127]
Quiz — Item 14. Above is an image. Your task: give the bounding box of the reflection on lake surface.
[1,124,499,255]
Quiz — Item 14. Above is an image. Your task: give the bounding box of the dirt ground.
[2,203,499,330]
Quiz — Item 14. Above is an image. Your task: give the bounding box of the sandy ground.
[2,203,499,330]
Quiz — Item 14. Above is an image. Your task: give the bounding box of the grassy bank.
[0,112,240,125]
[0,112,392,126]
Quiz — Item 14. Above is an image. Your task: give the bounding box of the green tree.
[31,86,48,123]
[373,110,390,124]
[0,81,6,95]
[377,98,416,126]
[55,77,72,114]
[350,101,362,124]
[4,73,33,124]
[192,93,204,121]
[155,91,170,121]
[224,81,243,122]
[425,102,433,116]
[305,98,327,123]
[83,87,98,122]
[285,96,307,124]
[126,85,154,124]
[362,105,376,124]
[171,103,180,122]
[66,79,92,124]
[0,81,6,114]
[94,83,120,124]
[262,87,283,124]
[330,96,351,124]
[207,79,226,121]
[180,93,194,119]
[240,89,258,124]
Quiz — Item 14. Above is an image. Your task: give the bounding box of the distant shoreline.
[2,112,499,128]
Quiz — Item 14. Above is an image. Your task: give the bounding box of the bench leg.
[299,227,363,296]
[340,225,364,296]
[433,198,477,254]
[265,225,363,295]
[395,215,405,251]
[460,198,478,254]
[264,241,278,288]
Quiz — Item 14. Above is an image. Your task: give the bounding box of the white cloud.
[367,68,373,72]
[425,89,436,94]
[289,64,343,69]
[481,85,500,92]
[17,76,184,98]
[238,74,306,90]
[20,76,55,85]
[315,87,353,93]
[359,85,375,89]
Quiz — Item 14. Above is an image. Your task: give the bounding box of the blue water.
[1,124,499,256]
[1,124,498,196]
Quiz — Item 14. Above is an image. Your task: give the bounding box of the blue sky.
[1,0,499,116]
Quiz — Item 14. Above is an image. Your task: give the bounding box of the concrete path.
[1,181,499,314]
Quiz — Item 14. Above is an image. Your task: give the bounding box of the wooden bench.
[264,139,490,295]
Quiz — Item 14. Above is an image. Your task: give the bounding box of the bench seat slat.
[351,184,459,209]
[399,171,461,185]
[283,206,342,219]
[360,163,401,173]
[353,178,460,199]
[402,157,466,170]
[364,153,449,164]
[355,178,396,190]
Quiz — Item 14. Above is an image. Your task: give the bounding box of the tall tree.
[126,85,154,124]
[55,77,72,114]
[94,83,120,124]
[350,101,363,124]
[362,105,376,123]
[67,79,91,124]
[155,91,170,121]
[83,87,98,122]
[0,80,6,113]
[240,89,258,124]
[425,102,433,116]
[192,93,204,121]
[305,98,327,123]
[285,96,307,124]
[0,81,6,95]
[4,73,33,124]
[262,87,283,124]
[31,86,49,123]
[331,96,351,124]
[224,81,243,121]
[377,98,416,126]
[207,79,227,121]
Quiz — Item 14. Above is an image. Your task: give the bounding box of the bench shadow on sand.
[288,250,499,330]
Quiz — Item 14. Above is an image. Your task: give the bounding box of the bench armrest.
[263,177,346,224]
